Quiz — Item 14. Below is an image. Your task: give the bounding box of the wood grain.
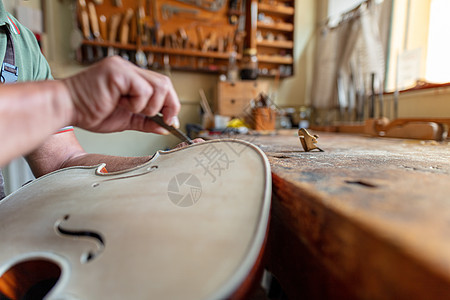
[233,131,450,299]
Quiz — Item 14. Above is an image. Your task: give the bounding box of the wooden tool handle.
[99,15,107,41]
[108,14,121,43]
[77,0,90,39]
[112,0,123,7]
[119,8,134,44]
[87,2,100,40]
[80,10,91,39]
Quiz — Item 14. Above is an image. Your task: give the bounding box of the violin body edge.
[0,139,271,300]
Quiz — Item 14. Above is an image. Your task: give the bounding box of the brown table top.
[224,130,450,298]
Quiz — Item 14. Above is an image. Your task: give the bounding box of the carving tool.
[120,8,134,45]
[135,1,148,68]
[107,14,121,56]
[78,0,90,39]
[161,4,199,20]
[99,15,107,41]
[108,13,121,43]
[87,3,100,40]
[369,73,376,118]
[112,0,123,7]
[149,114,193,144]
[78,0,94,62]
[87,2,104,59]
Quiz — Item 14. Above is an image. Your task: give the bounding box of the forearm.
[26,131,152,177]
[0,80,73,166]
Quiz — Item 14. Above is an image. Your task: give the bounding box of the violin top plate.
[0,139,271,300]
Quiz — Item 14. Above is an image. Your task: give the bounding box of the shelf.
[257,40,293,49]
[257,21,294,32]
[258,54,293,64]
[82,40,241,60]
[258,3,294,16]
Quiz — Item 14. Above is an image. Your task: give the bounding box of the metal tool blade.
[149,114,193,145]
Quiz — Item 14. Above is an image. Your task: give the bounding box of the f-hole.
[0,259,61,299]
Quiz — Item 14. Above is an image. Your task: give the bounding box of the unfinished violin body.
[0,139,271,299]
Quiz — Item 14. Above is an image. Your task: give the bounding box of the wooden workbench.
[237,131,450,299]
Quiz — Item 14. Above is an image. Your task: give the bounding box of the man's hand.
[172,138,205,150]
[63,56,180,135]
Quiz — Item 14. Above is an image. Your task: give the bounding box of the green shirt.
[0,1,52,82]
[0,2,54,199]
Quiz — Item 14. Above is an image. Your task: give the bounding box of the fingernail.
[161,128,170,135]
[171,116,180,129]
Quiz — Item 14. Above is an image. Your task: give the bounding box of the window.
[425,0,450,83]
[387,0,450,90]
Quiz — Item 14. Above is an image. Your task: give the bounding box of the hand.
[172,138,205,150]
[63,56,180,135]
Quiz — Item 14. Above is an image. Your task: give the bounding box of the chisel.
[149,113,193,144]
[78,0,94,62]
[87,2,103,60]
[120,8,134,45]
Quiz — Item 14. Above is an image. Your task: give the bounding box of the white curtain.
[311,0,392,122]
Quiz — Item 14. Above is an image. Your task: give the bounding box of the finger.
[172,138,204,150]
[121,76,155,114]
[192,138,205,143]
[129,114,170,135]
[135,68,180,122]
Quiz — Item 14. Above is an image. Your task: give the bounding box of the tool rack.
[75,0,295,77]
[245,0,294,77]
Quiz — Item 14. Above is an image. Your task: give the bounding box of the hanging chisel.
[369,73,376,119]
[78,0,94,62]
[120,8,134,45]
[112,0,123,7]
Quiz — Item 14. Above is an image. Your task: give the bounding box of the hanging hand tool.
[228,0,239,24]
[151,0,161,46]
[112,0,123,7]
[163,54,171,76]
[87,2,100,40]
[149,113,193,144]
[118,9,134,60]
[87,2,104,60]
[369,73,376,119]
[78,0,90,39]
[99,15,107,41]
[174,0,225,12]
[107,14,121,56]
[120,8,134,45]
[78,0,94,62]
[161,4,199,20]
[135,1,148,68]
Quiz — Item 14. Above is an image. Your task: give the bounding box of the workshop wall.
[42,0,317,156]
[40,0,447,157]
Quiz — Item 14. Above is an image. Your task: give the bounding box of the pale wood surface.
[0,140,271,299]
[234,131,450,299]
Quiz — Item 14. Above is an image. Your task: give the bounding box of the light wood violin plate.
[0,139,271,299]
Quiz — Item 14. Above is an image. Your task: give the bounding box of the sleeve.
[9,14,73,133]
[8,13,53,81]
